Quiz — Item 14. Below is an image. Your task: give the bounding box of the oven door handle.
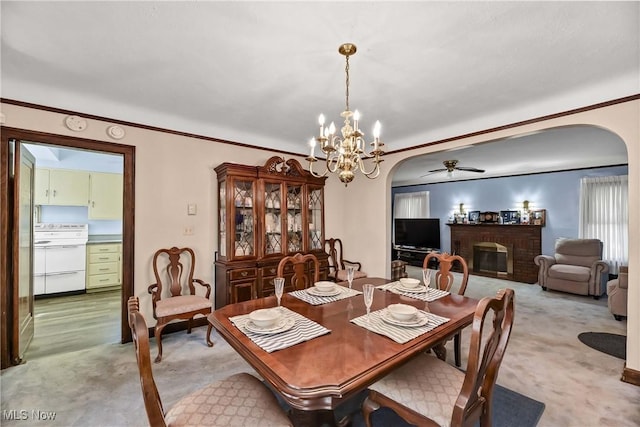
[34,241,51,245]
[44,271,80,276]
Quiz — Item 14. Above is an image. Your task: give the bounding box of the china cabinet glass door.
[218,182,227,257]
[264,181,283,255]
[286,184,303,253]
[308,186,324,250]
[233,179,255,258]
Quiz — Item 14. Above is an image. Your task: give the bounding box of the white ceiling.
[1,2,637,184]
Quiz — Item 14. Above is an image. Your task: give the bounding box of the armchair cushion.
[156,295,212,317]
[333,269,368,282]
[548,264,592,282]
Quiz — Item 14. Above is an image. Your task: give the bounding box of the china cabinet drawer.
[230,268,257,281]
[260,265,279,278]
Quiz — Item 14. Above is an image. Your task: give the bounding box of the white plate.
[395,283,428,293]
[381,310,429,327]
[307,286,342,297]
[244,317,295,335]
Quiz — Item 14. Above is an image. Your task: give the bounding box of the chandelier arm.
[326,153,341,173]
[357,156,382,178]
[307,157,329,178]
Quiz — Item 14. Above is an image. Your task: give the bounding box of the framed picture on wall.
[531,209,546,226]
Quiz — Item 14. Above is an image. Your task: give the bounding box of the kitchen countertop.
[87,234,122,244]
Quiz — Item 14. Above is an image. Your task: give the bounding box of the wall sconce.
[521,200,536,212]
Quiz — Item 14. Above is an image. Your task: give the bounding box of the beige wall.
[2,99,637,373]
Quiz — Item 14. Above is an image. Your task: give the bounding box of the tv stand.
[393,246,439,267]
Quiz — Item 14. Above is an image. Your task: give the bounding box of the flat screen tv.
[394,218,441,250]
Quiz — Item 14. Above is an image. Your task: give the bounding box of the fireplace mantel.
[448,224,542,283]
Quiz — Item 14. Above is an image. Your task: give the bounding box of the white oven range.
[34,223,88,295]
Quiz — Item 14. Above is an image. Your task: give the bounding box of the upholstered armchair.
[607,266,628,320]
[534,238,609,298]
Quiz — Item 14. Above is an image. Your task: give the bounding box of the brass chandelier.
[306,43,384,186]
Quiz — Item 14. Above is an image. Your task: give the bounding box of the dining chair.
[325,237,367,282]
[277,252,320,291]
[127,297,293,427]
[148,246,213,363]
[424,251,469,367]
[362,288,515,427]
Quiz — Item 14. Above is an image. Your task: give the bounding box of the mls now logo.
[2,409,56,421]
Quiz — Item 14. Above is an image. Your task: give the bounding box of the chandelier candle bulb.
[309,138,316,157]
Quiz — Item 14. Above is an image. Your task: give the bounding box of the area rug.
[578,332,627,360]
[269,383,545,427]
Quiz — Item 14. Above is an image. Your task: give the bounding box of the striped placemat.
[290,286,362,305]
[376,282,450,302]
[229,307,330,353]
[351,308,450,344]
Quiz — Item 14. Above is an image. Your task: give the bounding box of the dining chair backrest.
[277,252,320,291]
[128,297,167,427]
[423,251,469,295]
[452,288,515,426]
[324,237,365,282]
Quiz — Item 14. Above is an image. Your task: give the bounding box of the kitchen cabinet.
[34,168,90,206]
[214,156,328,308]
[89,172,123,219]
[86,243,121,291]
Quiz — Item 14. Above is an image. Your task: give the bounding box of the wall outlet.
[183,226,194,235]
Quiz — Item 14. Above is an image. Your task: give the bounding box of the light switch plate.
[187,203,197,215]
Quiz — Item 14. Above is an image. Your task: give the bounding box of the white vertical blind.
[579,175,628,273]
[393,191,430,218]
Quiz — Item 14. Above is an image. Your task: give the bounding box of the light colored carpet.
[1,272,638,426]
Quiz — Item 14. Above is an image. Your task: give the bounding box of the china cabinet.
[214,157,328,308]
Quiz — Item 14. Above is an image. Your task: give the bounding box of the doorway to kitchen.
[24,143,124,360]
[1,128,135,369]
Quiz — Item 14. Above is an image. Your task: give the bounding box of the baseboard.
[621,365,640,386]
[146,317,209,338]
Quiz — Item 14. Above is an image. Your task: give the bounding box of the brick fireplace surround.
[449,224,542,283]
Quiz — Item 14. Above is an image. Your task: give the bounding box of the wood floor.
[25,290,121,360]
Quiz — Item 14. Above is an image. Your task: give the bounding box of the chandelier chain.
[345,54,350,112]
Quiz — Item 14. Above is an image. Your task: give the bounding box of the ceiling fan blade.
[419,169,446,178]
[456,166,485,173]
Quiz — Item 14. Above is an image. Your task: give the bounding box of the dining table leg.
[290,408,338,427]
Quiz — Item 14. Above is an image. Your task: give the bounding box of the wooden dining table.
[208,277,479,427]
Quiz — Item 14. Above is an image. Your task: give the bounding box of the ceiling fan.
[421,160,485,177]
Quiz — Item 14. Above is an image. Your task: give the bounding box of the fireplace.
[472,242,513,276]
[449,224,541,283]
